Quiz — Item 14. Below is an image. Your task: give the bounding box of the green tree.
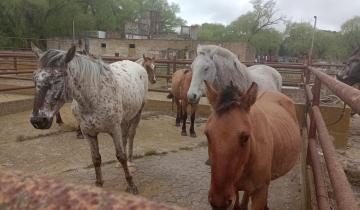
[341,16,360,51]
[225,0,284,42]
[0,0,185,48]
[197,23,226,41]
[249,28,282,55]
[282,22,313,57]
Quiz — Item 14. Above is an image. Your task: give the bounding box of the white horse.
[30,45,148,194]
[187,45,282,103]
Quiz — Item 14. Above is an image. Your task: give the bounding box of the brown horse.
[167,69,198,137]
[204,81,301,210]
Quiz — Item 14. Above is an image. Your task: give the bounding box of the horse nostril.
[193,94,197,100]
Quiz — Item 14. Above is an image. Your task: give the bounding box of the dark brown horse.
[337,47,360,86]
[204,81,301,210]
[167,69,198,137]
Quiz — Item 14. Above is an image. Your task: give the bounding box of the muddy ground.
[0,104,302,210]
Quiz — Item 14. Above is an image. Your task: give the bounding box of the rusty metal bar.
[308,66,360,114]
[0,71,33,75]
[312,106,358,210]
[0,86,34,91]
[308,138,332,210]
[305,84,313,103]
[0,167,186,210]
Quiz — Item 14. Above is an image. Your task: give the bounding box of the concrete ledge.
[0,92,350,148]
[0,94,34,116]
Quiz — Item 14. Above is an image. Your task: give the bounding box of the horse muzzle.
[187,93,200,104]
[30,116,53,129]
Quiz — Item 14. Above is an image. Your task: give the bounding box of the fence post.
[172,56,177,73]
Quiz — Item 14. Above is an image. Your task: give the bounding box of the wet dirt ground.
[0,104,302,210]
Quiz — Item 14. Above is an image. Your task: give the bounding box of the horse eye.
[204,67,209,71]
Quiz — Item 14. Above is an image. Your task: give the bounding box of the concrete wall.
[47,38,255,62]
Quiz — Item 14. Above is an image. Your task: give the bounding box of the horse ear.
[204,80,218,108]
[65,45,76,64]
[143,54,147,61]
[241,82,258,111]
[31,42,43,58]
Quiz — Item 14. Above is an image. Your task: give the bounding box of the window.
[115,52,119,57]
[129,44,135,48]
[101,43,106,48]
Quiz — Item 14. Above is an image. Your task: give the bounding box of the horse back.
[256,91,301,180]
[171,69,192,100]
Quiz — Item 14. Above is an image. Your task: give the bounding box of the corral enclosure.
[0,51,359,210]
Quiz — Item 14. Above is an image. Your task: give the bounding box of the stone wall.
[47,38,255,62]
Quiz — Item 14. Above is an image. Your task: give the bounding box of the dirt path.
[0,105,302,209]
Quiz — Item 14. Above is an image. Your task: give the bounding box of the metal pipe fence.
[304,66,359,210]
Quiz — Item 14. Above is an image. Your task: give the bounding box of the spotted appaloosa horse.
[204,81,301,210]
[50,52,157,139]
[30,45,150,194]
[167,68,197,137]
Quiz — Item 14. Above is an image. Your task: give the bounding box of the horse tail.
[167,92,174,111]
[167,92,174,99]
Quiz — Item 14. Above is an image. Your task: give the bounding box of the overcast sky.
[168,0,360,31]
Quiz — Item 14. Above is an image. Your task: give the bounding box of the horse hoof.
[205,159,211,166]
[190,132,197,138]
[95,181,103,187]
[127,161,135,167]
[126,185,139,195]
[181,131,187,136]
[77,133,84,139]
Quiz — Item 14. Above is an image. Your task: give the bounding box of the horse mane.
[197,45,238,60]
[40,49,110,90]
[197,45,250,92]
[216,84,244,114]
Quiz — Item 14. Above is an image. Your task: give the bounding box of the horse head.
[142,54,157,84]
[187,45,217,104]
[30,43,76,129]
[204,80,258,210]
[337,49,360,86]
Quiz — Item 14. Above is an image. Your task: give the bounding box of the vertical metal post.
[72,19,75,45]
[309,16,317,66]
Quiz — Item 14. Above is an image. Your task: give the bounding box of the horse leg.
[55,112,63,125]
[250,186,269,210]
[112,127,138,194]
[127,109,142,164]
[237,191,249,210]
[189,104,197,138]
[175,97,181,126]
[85,134,103,187]
[181,102,187,136]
